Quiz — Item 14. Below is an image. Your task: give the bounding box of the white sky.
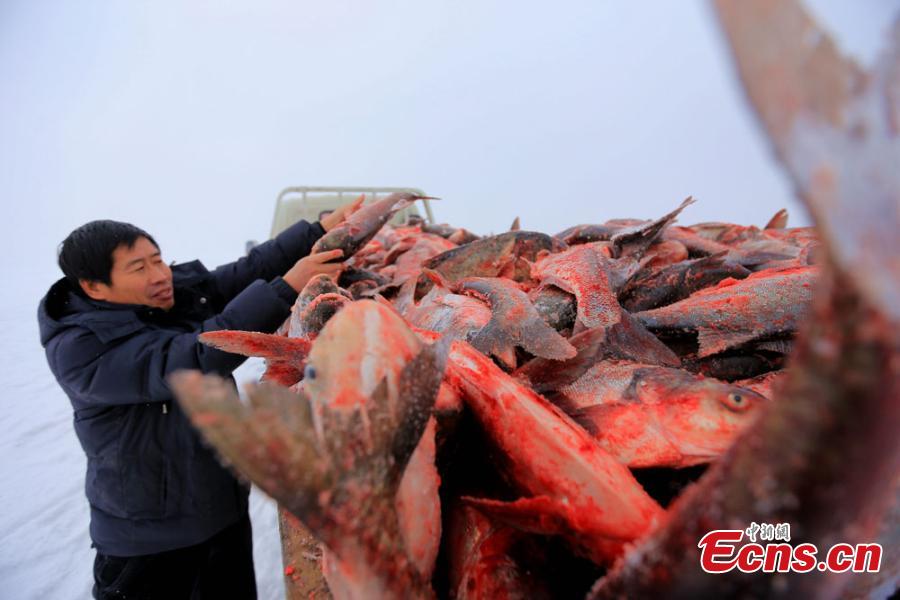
[1,0,898,304]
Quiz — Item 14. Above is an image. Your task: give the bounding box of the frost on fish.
[455,277,576,368]
[554,361,767,468]
[531,243,624,333]
[515,311,680,394]
[634,266,817,358]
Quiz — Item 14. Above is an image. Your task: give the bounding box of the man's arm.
[211,219,325,304]
[211,196,364,303]
[49,278,297,406]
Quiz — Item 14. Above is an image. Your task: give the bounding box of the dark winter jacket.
[37,220,324,557]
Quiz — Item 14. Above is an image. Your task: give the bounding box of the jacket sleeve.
[50,279,298,406]
[211,219,326,303]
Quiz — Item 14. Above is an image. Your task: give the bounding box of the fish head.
[299,273,342,300]
[298,292,351,337]
[302,299,422,410]
[635,369,768,462]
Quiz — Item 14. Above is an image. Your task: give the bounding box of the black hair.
[58,220,159,286]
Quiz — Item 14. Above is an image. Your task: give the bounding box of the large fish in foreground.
[171,302,450,599]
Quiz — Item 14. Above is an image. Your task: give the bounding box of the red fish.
[515,311,680,393]
[634,266,818,357]
[422,230,567,288]
[454,276,576,368]
[445,502,550,600]
[619,252,751,312]
[174,302,450,599]
[530,242,628,333]
[439,337,665,565]
[311,192,432,261]
[551,360,766,468]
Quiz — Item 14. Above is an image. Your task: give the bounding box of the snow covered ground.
[0,269,286,599]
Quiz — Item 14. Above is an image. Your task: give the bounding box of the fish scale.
[635,266,817,357]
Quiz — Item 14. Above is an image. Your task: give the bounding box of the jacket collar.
[38,260,211,347]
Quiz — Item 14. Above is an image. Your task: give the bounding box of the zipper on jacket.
[162,403,168,414]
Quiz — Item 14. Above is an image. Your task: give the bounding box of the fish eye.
[722,392,749,412]
[304,364,317,380]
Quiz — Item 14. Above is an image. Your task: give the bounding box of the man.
[37,199,361,599]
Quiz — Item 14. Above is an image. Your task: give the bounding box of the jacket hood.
[37,260,211,348]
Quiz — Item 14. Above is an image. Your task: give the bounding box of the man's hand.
[283,249,344,292]
[320,194,365,232]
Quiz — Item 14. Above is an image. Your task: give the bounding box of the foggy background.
[1,1,897,598]
[2,0,898,305]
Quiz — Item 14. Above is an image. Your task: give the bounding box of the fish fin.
[169,371,328,521]
[470,315,574,368]
[386,336,451,486]
[463,278,577,363]
[764,208,789,229]
[461,496,573,537]
[516,314,678,393]
[696,327,758,358]
[607,312,681,367]
[611,197,696,258]
[518,318,577,360]
[199,330,311,361]
[171,337,447,553]
[260,362,306,387]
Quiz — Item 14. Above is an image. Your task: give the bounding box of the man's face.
[81,237,175,310]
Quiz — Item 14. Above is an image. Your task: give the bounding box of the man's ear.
[80,279,110,301]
